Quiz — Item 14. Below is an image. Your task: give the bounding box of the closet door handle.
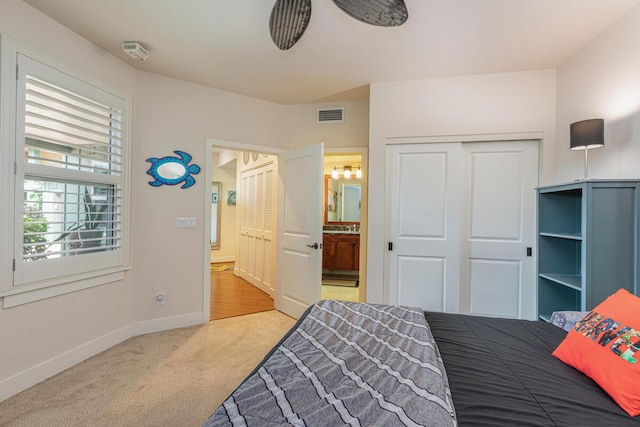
[306,243,319,250]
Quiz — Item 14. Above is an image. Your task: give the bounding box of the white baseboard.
[0,324,132,403]
[133,312,204,336]
[210,255,235,263]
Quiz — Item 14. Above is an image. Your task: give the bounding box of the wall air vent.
[318,107,344,123]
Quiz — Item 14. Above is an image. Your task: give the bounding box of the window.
[10,53,129,289]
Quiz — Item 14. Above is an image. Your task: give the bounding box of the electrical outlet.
[156,294,166,306]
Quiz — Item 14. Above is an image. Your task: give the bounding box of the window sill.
[0,267,129,308]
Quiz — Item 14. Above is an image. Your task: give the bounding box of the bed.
[203,300,640,426]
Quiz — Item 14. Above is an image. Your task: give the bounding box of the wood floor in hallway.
[210,270,274,320]
[210,264,360,320]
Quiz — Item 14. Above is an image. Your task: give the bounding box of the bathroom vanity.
[322,231,360,271]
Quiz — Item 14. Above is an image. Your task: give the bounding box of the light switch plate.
[176,217,197,228]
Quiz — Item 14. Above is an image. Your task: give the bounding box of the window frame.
[0,36,131,307]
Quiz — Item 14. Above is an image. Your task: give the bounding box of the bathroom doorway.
[321,151,366,303]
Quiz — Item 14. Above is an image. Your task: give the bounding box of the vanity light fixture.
[331,165,362,179]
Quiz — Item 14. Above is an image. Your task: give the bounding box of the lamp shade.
[570,119,604,150]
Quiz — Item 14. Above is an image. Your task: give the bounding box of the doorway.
[203,140,368,321]
[204,140,285,321]
[321,152,364,303]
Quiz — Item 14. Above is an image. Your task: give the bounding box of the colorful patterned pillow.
[552,289,640,416]
[549,310,589,332]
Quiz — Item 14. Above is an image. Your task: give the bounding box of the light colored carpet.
[0,310,295,427]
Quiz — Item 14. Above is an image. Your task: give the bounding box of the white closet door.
[385,143,462,312]
[385,140,538,319]
[461,141,538,319]
[239,163,275,296]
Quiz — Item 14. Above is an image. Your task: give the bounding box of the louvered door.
[238,163,275,296]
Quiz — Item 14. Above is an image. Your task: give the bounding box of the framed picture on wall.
[211,182,221,249]
[328,189,337,212]
[227,190,236,206]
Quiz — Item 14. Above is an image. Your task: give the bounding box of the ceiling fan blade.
[332,0,408,27]
[270,0,313,50]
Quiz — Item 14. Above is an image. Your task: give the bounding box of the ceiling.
[23,0,640,105]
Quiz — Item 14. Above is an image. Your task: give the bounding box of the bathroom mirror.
[211,182,221,249]
[324,175,361,224]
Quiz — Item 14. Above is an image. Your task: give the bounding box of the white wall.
[130,85,370,328]
[555,4,640,182]
[0,0,136,401]
[132,71,285,330]
[210,153,237,263]
[367,70,557,304]
[283,100,369,149]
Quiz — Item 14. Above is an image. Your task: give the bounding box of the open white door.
[275,143,324,318]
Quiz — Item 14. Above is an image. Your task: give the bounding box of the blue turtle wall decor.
[146,150,201,189]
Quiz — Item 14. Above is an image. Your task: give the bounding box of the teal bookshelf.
[537,180,640,321]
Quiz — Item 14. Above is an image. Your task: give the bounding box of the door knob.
[306,243,319,250]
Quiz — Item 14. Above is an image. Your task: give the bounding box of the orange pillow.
[553,288,640,416]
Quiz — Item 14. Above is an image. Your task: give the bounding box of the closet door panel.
[385,143,461,312]
[239,162,276,296]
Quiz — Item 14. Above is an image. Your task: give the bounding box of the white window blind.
[15,54,128,286]
[24,74,123,173]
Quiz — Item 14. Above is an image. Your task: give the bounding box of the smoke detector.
[122,41,149,61]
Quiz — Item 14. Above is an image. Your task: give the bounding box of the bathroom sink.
[323,230,359,234]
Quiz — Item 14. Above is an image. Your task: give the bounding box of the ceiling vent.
[318,107,344,123]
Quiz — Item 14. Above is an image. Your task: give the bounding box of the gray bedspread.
[204,300,457,426]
